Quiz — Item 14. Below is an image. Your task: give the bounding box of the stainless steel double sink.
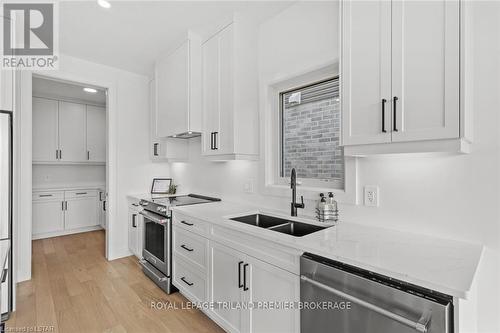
[230,214,329,237]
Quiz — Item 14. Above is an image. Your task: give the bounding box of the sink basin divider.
[266,222,292,230]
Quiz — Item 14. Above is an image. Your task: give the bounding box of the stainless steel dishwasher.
[300,253,453,333]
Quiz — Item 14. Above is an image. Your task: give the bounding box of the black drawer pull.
[75,192,87,195]
[39,194,52,197]
[238,261,244,288]
[243,263,249,291]
[1,268,7,283]
[180,244,194,252]
[381,98,387,133]
[180,221,194,226]
[181,277,194,286]
[393,96,399,132]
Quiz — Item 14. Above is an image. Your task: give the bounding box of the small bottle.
[327,192,337,212]
[316,193,327,222]
[326,192,339,223]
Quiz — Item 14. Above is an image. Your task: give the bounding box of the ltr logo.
[3,3,54,55]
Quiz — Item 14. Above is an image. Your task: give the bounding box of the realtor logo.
[1,2,59,69]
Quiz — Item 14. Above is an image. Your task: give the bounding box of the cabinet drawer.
[173,226,208,271]
[32,191,64,201]
[65,190,98,199]
[173,256,207,303]
[172,212,209,237]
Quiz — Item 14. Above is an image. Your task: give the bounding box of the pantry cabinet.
[86,105,106,162]
[58,101,87,162]
[342,0,467,155]
[201,17,259,160]
[32,97,106,164]
[32,189,102,239]
[32,97,59,162]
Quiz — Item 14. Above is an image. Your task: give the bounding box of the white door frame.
[16,70,117,282]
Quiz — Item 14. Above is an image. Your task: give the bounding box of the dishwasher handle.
[300,275,431,333]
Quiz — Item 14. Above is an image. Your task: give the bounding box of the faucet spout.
[290,168,304,216]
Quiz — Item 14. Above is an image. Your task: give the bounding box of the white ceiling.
[33,76,107,105]
[59,1,294,75]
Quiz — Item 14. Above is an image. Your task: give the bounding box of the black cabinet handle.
[103,201,106,211]
[153,143,159,156]
[210,132,215,150]
[180,244,193,252]
[87,151,90,160]
[65,201,68,211]
[180,220,193,226]
[381,98,387,133]
[243,263,249,291]
[59,150,62,159]
[214,132,218,150]
[181,277,194,286]
[39,194,52,198]
[56,150,58,159]
[75,192,87,195]
[393,96,399,132]
[61,201,64,211]
[1,268,7,283]
[238,261,244,288]
[132,214,137,228]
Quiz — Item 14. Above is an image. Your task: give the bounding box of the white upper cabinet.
[342,0,392,146]
[86,105,106,162]
[32,97,59,162]
[58,101,87,162]
[342,0,467,155]
[33,97,106,164]
[391,0,460,142]
[155,32,202,138]
[202,16,259,160]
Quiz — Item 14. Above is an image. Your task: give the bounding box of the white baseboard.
[32,225,104,240]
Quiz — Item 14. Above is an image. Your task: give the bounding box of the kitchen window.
[279,77,344,189]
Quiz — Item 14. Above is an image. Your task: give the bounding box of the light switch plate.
[364,186,379,207]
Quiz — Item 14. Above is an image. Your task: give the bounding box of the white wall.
[170,2,500,332]
[17,54,170,282]
[32,165,106,188]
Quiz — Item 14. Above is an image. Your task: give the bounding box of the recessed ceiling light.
[97,0,111,9]
[83,87,98,93]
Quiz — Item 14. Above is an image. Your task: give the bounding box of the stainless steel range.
[138,194,220,293]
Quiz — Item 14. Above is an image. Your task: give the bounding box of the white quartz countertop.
[171,201,483,299]
[33,183,106,192]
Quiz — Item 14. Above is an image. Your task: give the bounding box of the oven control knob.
[157,207,167,214]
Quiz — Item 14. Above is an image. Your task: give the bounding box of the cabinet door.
[156,41,189,137]
[342,0,392,146]
[0,69,13,112]
[32,200,65,235]
[391,0,459,142]
[65,197,98,230]
[246,256,300,333]
[217,24,235,154]
[210,241,244,333]
[202,35,220,155]
[32,97,59,162]
[86,105,106,162]
[128,208,139,257]
[59,101,87,162]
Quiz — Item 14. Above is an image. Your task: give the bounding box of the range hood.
[170,131,201,139]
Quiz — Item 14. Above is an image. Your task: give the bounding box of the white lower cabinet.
[128,203,143,258]
[32,189,102,239]
[32,199,65,235]
[172,218,300,333]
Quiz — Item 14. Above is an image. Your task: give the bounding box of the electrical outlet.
[364,186,379,207]
[243,179,254,194]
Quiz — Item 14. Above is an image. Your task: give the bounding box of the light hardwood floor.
[6,230,224,333]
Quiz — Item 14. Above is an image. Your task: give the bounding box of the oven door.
[140,210,170,276]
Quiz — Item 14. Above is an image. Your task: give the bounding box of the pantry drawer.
[173,226,208,271]
[173,256,207,303]
[32,191,64,202]
[65,190,98,199]
[172,212,209,237]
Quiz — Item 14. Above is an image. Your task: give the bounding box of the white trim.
[32,225,104,241]
[17,70,116,281]
[259,61,358,205]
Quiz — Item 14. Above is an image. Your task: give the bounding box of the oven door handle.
[139,211,169,224]
[300,276,431,333]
